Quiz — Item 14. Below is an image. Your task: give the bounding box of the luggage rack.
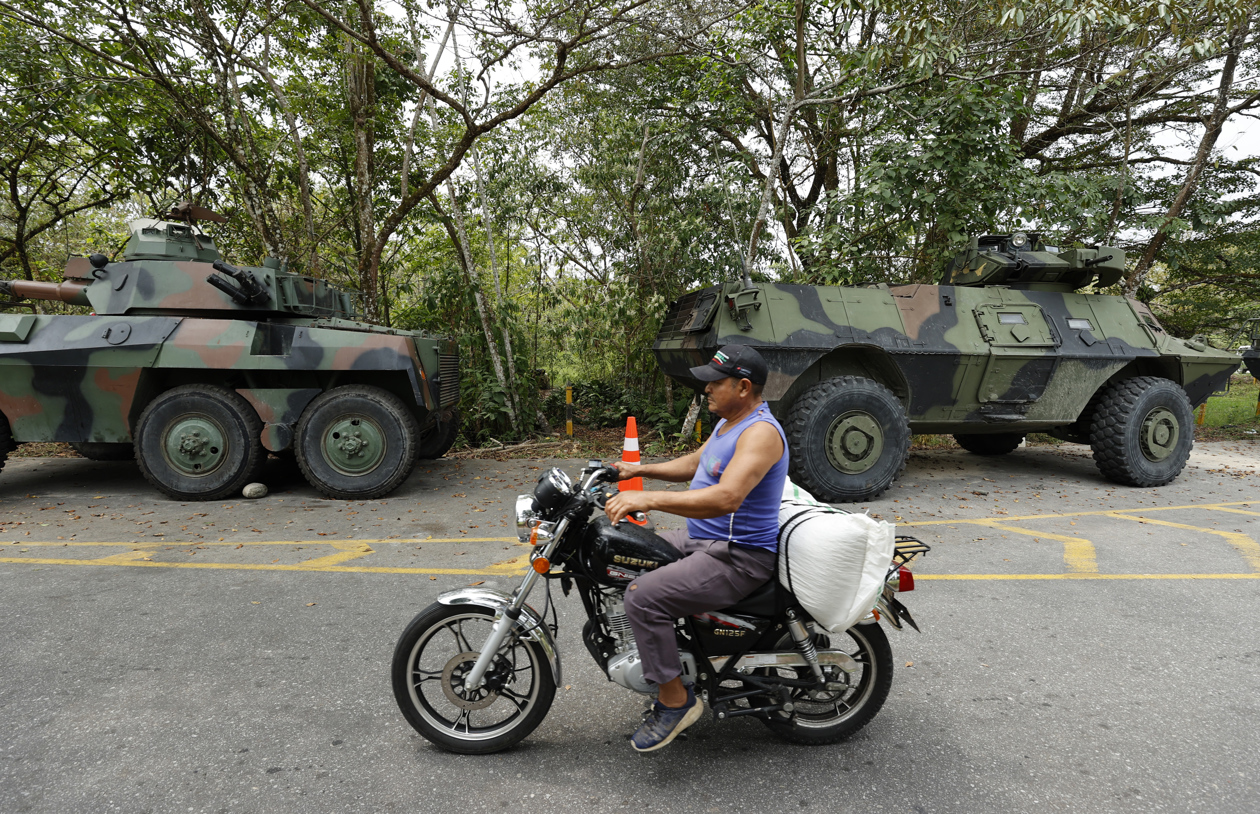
[893,536,931,568]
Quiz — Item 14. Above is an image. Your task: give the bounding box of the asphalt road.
[1,441,1257,814]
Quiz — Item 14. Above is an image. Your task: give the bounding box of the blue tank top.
[686,402,789,552]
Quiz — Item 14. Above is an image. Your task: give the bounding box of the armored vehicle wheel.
[295,385,418,500]
[135,385,265,501]
[0,412,13,475]
[786,376,910,503]
[953,433,1023,456]
[70,442,136,462]
[1089,376,1193,487]
[417,407,461,460]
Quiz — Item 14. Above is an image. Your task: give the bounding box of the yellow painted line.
[917,573,1260,581]
[1104,513,1260,572]
[296,541,374,568]
[962,519,1097,573]
[1202,507,1260,518]
[4,556,1257,581]
[89,545,163,565]
[0,537,516,548]
[899,500,1256,526]
[0,556,527,577]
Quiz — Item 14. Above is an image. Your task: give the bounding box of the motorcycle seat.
[717,578,779,618]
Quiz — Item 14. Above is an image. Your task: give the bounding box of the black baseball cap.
[689,344,768,385]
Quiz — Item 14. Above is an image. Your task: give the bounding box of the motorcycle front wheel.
[759,622,894,745]
[391,604,556,754]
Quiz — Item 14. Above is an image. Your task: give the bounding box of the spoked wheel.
[391,604,556,754]
[758,623,894,745]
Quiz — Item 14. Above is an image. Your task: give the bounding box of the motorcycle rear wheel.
[391,604,556,754]
[759,623,894,745]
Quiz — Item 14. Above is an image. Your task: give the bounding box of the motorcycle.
[391,462,928,754]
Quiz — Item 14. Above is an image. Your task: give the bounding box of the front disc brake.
[441,651,502,710]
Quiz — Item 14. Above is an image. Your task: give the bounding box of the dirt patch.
[10,442,79,459]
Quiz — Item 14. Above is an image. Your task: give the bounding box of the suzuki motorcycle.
[391,462,928,754]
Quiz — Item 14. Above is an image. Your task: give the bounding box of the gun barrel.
[0,279,91,306]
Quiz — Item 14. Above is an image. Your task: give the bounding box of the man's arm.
[605,422,783,524]
[614,445,703,484]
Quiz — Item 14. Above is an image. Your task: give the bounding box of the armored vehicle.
[0,205,460,501]
[654,233,1240,503]
[1243,319,1260,381]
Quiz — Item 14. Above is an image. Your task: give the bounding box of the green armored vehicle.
[1243,319,1260,381]
[654,233,1239,502]
[0,205,460,501]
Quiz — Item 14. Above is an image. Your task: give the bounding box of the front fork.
[462,517,568,691]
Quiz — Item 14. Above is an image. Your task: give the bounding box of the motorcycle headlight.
[533,467,573,512]
[515,494,539,543]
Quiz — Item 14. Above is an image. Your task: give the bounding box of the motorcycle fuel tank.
[580,516,681,586]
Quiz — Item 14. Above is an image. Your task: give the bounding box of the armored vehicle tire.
[135,385,265,501]
[295,385,418,500]
[0,413,12,475]
[953,433,1023,456]
[1089,376,1194,487]
[70,441,136,462]
[417,407,461,460]
[785,376,911,503]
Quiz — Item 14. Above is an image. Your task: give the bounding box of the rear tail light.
[898,567,914,592]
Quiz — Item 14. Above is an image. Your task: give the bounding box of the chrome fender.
[436,587,561,685]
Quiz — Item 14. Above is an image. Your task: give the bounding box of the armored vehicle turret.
[0,206,460,501]
[654,233,1240,502]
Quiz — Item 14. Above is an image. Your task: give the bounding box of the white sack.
[777,479,895,633]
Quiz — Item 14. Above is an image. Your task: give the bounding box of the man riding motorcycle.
[604,344,789,752]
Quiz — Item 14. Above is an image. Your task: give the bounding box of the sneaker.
[630,686,703,753]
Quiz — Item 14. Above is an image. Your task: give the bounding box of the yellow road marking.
[2,500,1256,580]
[960,519,1097,573]
[0,556,524,577]
[899,500,1255,526]
[1203,507,1260,518]
[0,537,515,548]
[2,554,1256,581]
[297,541,375,567]
[1104,513,1260,572]
[917,573,1260,581]
[89,545,163,565]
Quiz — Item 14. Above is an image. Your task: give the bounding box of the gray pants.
[623,529,777,686]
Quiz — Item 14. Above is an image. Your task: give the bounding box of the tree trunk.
[471,141,525,427]
[1124,13,1252,294]
[680,395,702,443]
[345,33,379,319]
[443,181,519,429]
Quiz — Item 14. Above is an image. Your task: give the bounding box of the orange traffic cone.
[619,416,648,525]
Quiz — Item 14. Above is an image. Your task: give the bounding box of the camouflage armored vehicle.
[654,233,1240,503]
[1243,319,1260,381]
[0,205,460,501]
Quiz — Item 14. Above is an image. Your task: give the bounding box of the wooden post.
[566,384,574,437]
[695,419,702,443]
[1196,402,1208,426]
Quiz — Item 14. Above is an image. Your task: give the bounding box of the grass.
[1193,373,1260,441]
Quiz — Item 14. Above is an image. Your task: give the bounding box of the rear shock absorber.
[785,608,826,685]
